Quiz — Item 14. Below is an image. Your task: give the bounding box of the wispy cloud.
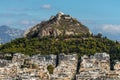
[7,5,52,12]
[20,20,39,26]
[80,19,97,25]
[0,19,41,30]
[41,4,51,9]
[88,22,120,34]
[15,19,41,29]
[0,13,31,18]
[10,8,34,11]
[89,24,120,40]
[101,24,120,34]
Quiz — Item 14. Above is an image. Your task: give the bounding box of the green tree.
[47,65,54,74]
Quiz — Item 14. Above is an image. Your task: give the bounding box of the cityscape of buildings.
[0,52,120,80]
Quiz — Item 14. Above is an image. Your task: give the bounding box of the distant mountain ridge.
[24,12,91,38]
[0,25,24,43]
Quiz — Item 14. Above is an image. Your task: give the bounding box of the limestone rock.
[24,12,90,38]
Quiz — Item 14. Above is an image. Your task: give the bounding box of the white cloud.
[80,19,97,25]
[20,20,40,27]
[3,20,40,30]
[89,24,120,40]
[101,24,120,34]
[41,4,51,9]
[21,20,30,25]
[0,13,30,18]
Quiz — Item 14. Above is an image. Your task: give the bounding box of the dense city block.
[0,52,120,80]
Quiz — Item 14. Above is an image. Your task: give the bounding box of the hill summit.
[1,13,120,64]
[24,12,91,38]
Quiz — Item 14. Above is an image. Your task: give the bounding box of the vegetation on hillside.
[0,34,120,62]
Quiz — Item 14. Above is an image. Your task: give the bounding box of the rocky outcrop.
[24,12,91,38]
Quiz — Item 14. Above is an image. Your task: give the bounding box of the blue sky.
[0,0,120,40]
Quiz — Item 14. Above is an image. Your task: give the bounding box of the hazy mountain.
[0,25,24,43]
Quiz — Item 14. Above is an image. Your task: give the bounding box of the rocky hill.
[24,12,91,38]
[0,25,24,43]
[0,13,120,65]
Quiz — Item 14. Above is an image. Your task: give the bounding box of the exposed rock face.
[24,12,90,38]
